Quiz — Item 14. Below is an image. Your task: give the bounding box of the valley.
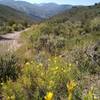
[0,1,100,100]
[0,0,72,19]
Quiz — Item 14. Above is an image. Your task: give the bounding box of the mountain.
[0,4,35,34]
[21,3,100,59]
[34,3,72,18]
[0,0,72,19]
[51,3,100,23]
[0,4,33,25]
[20,3,100,81]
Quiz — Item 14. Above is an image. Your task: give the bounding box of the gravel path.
[0,29,27,51]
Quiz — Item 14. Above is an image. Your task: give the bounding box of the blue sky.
[18,0,100,5]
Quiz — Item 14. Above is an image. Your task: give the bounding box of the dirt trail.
[0,29,27,51]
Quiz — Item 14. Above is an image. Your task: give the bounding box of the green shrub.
[17,24,25,30]
[34,34,65,55]
[0,53,20,82]
[12,24,19,31]
[0,26,12,34]
[90,17,100,32]
[1,57,81,99]
[5,26,12,33]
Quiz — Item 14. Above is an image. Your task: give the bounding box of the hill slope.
[17,3,100,99]
[0,3,100,100]
[0,4,33,24]
[22,3,100,73]
[0,4,34,34]
[0,0,72,19]
[51,3,100,23]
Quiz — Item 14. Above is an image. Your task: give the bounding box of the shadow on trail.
[0,36,13,41]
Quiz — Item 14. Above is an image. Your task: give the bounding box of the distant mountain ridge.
[51,3,100,23]
[0,4,35,34]
[0,0,72,19]
[0,4,33,24]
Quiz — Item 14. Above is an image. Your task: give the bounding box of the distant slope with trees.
[0,0,72,19]
[0,4,34,34]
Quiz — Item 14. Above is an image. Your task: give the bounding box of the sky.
[17,0,100,5]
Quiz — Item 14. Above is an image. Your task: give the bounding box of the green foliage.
[0,23,27,35]
[0,25,12,34]
[90,17,100,31]
[84,87,96,100]
[0,53,20,82]
[0,4,33,35]
[0,57,81,100]
[0,3,100,100]
[21,3,100,75]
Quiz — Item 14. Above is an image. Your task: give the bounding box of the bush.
[35,34,65,55]
[71,43,100,74]
[17,24,25,31]
[5,26,12,33]
[1,56,81,99]
[90,17,100,31]
[0,53,20,82]
[0,26,12,35]
[12,24,19,31]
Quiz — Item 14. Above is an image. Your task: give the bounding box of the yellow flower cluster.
[67,80,77,100]
[67,80,77,93]
[45,92,53,100]
[39,63,43,67]
[25,62,30,66]
[84,86,95,100]
[21,76,31,87]
[1,82,4,86]
[7,95,15,100]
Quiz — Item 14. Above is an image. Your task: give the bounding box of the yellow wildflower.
[49,80,54,86]
[3,85,7,89]
[37,65,39,68]
[30,61,34,64]
[22,77,31,87]
[63,69,66,73]
[55,66,58,70]
[54,57,57,60]
[54,57,57,63]
[48,81,54,89]
[41,72,44,75]
[39,63,43,67]
[94,95,97,100]
[68,67,71,72]
[54,60,57,63]
[48,58,51,62]
[1,83,3,86]
[7,96,10,100]
[45,92,53,100]
[69,63,72,67]
[61,68,64,71]
[59,55,62,58]
[67,80,77,93]
[67,80,77,100]
[11,95,15,100]
[53,70,57,75]
[25,62,30,66]
[84,86,94,100]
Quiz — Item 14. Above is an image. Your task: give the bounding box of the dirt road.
[0,29,27,51]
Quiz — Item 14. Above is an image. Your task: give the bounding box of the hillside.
[51,3,100,23]
[0,2,100,100]
[23,3,100,55]
[19,3,100,99]
[0,0,72,19]
[0,4,33,24]
[0,4,34,34]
